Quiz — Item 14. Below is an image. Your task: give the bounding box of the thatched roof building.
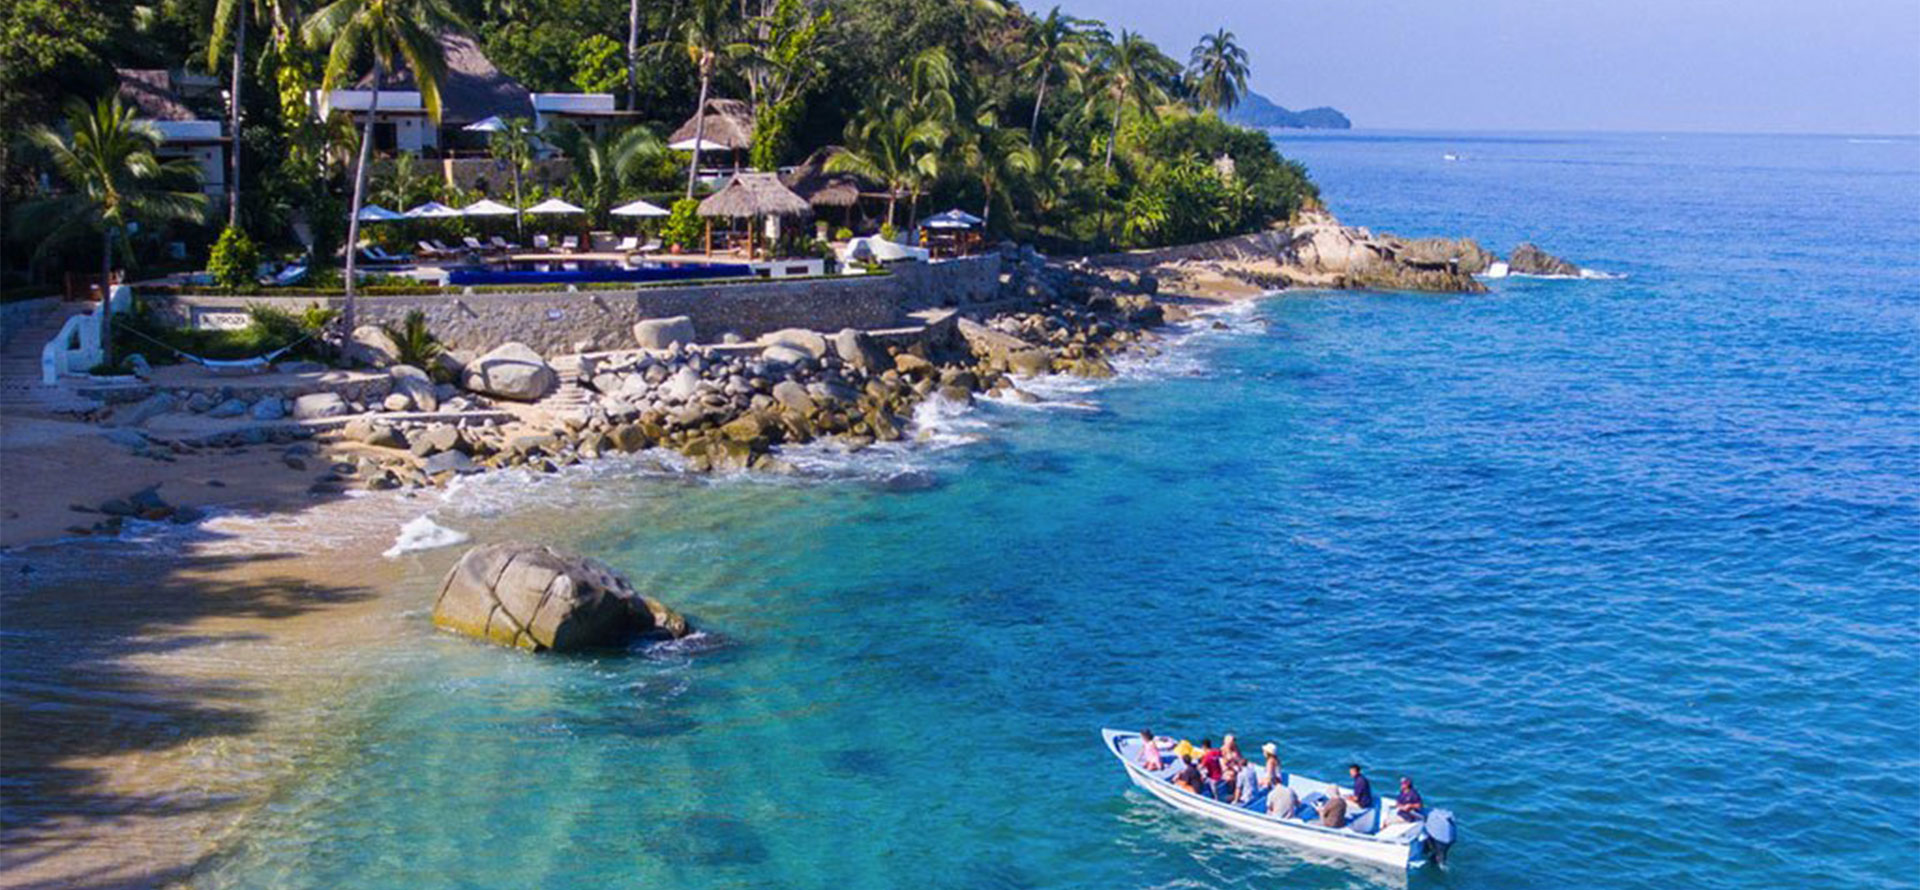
[355,32,531,123]
[698,173,812,218]
[670,99,756,150]
[780,147,869,209]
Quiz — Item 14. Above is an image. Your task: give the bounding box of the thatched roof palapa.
[780,146,868,209]
[670,99,755,151]
[698,173,812,218]
[354,33,531,123]
[116,70,198,121]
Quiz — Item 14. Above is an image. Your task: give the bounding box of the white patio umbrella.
[525,197,585,215]
[610,198,670,218]
[462,198,519,216]
[405,201,464,219]
[356,204,405,222]
[668,137,732,153]
[463,116,509,132]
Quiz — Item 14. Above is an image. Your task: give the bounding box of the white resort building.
[115,69,227,197]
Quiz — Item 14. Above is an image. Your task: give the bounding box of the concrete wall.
[1,297,60,347]
[147,256,1003,357]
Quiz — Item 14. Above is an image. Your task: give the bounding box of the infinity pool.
[446,259,754,287]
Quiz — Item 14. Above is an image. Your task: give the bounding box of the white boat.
[1101,729,1455,870]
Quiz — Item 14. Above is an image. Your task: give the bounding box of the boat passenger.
[1267,778,1300,819]
[1316,792,1349,828]
[1230,754,1259,805]
[1172,756,1204,794]
[1221,733,1242,762]
[1137,730,1166,770]
[1345,764,1374,810]
[1259,743,1283,789]
[1389,777,1425,824]
[1197,739,1226,799]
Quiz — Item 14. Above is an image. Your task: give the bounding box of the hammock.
[116,323,317,375]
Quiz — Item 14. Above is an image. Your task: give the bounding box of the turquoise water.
[201,131,1920,888]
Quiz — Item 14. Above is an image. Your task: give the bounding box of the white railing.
[42,285,131,383]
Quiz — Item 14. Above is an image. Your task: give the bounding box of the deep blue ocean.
[196,130,1920,888]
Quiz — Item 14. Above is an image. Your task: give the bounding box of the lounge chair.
[615,235,640,252]
[637,238,662,254]
[429,239,461,256]
[490,236,519,252]
[559,235,580,253]
[463,236,488,253]
[417,240,448,259]
[533,234,551,251]
[261,263,308,287]
[376,246,414,263]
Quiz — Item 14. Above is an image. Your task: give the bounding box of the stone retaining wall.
[1,297,60,347]
[147,256,1003,356]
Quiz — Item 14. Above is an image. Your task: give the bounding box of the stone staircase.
[539,354,596,420]
[0,304,103,418]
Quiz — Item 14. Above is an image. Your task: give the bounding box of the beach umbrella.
[462,198,519,217]
[610,198,670,218]
[920,208,984,229]
[463,115,509,133]
[525,198,585,215]
[668,137,733,153]
[356,204,405,222]
[405,201,464,219]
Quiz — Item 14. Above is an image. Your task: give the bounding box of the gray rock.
[422,450,481,476]
[100,428,149,451]
[808,380,860,405]
[346,325,400,368]
[829,328,888,371]
[278,360,327,374]
[128,353,153,380]
[431,541,691,652]
[207,397,250,418]
[461,342,556,402]
[249,397,287,421]
[633,316,697,350]
[434,350,471,380]
[760,344,812,366]
[342,417,408,449]
[662,365,701,402]
[772,380,816,414]
[1006,348,1054,377]
[410,424,465,457]
[763,327,830,359]
[110,392,176,428]
[390,364,438,412]
[292,392,349,420]
[1507,242,1582,277]
[183,392,215,413]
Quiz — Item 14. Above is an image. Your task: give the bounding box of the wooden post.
[704,219,712,257]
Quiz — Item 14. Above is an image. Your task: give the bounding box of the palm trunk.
[980,178,992,226]
[1105,100,1121,171]
[227,11,246,228]
[626,0,641,110]
[885,192,897,230]
[343,63,384,336]
[99,227,114,361]
[1028,66,1049,142]
[685,65,711,199]
[512,162,525,238]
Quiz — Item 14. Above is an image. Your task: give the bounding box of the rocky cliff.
[1227,91,1352,130]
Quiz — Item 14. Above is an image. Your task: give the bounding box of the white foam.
[1479,261,1510,279]
[382,515,470,558]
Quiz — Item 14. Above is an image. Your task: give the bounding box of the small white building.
[117,69,227,197]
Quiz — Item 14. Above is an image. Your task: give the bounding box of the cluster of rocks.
[64,484,205,536]
[1506,243,1583,277]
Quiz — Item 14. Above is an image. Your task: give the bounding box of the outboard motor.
[1421,808,1457,867]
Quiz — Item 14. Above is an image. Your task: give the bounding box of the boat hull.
[1104,729,1425,869]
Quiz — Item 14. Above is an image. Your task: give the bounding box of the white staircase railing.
[42,285,132,383]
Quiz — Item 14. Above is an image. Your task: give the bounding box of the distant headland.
[1227,91,1352,130]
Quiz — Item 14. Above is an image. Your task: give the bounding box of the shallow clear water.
[194,131,1920,888]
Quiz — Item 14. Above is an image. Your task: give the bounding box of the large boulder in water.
[1507,243,1581,277]
[432,542,690,652]
[461,342,556,401]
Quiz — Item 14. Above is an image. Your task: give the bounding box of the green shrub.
[208,226,261,291]
[833,227,854,241]
[879,222,897,242]
[661,198,703,251]
[380,309,442,369]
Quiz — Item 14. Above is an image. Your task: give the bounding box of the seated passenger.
[1316,792,1349,828]
[1137,730,1166,770]
[1345,764,1375,810]
[1221,733,1242,762]
[1197,739,1225,799]
[1389,777,1425,824]
[1259,744,1283,789]
[1171,756,1204,794]
[1267,779,1300,819]
[1230,754,1259,805]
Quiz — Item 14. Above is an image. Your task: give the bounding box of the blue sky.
[1057,0,1920,134]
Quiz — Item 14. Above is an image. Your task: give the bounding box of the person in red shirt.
[1197,738,1226,799]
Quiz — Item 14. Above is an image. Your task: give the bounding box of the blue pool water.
[446,259,753,286]
[197,131,1920,888]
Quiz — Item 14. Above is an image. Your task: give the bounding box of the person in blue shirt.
[1391,777,1425,824]
[1345,764,1374,810]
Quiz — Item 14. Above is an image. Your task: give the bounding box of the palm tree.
[1019,7,1089,142]
[1089,29,1176,172]
[648,0,738,199]
[957,109,1036,228]
[27,97,206,357]
[544,123,667,225]
[1028,130,1084,226]
[303,0,464,334]
[207,0,296,228]
[487,116,538,237]
[827,106,943,231]
[1188,28,1250,112]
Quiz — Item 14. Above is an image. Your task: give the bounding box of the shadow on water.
[0,543,377,889]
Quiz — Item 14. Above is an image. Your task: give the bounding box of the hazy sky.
[1057,0,1920,134]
